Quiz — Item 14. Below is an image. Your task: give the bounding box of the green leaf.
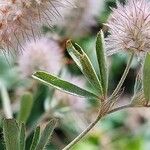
[3,119,20,150]
[32,71,99,99]
[143,53,150,101]
[96,30,108,96]
[17,92,33,124]
[30,126,41,150]
[35,119,57,150]
[19,123,26,150]
[66,40,102,95]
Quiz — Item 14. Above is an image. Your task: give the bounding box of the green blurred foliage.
[0,0,149,150]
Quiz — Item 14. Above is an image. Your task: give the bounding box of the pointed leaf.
[32,71,99,99]
[96,30,108,96]
[66,40,103,95]
[35,119,57,150]
[19,123,26,150]
[143,53,150,101]
[30,126,41,150]
[17,92,33,124]
[3,119,20,150]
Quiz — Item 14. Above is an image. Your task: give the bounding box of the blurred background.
[0,0,149,149]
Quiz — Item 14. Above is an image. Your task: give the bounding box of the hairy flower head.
[106,0,150,55]
[0,0,68,51]
[59,0,104,38]
[18,37,63,77]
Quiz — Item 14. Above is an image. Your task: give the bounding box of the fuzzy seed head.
[0,0,68,51]
[59,0,104,38]
[18,37,63,77]
[106,0,150,55]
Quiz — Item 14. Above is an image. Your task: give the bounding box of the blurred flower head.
[106,0,150,55]
[18,37,63,77]
[54,74,87,111]
[0,0,69,51]
[59,0,104,38]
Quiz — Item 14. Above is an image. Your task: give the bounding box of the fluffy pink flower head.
[18,37,63,77]
[59,0,104,37]
[0,0,68,51]
[106,0,150,55]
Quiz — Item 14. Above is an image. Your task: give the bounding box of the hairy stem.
[108,104,132,114]
[62,103,136,150]
[62,113,102,150]
[110,53,134,99]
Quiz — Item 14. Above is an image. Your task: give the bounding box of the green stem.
[107,104,132,114]
[62,103,135,150]
[110,53,134,99]
[62,113,102,150]
[0,82,13,118]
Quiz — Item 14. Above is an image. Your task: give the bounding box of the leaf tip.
[97,30,104,39]
[49,118,58,126]
[66,40,72,48]
[32,71,44,79]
